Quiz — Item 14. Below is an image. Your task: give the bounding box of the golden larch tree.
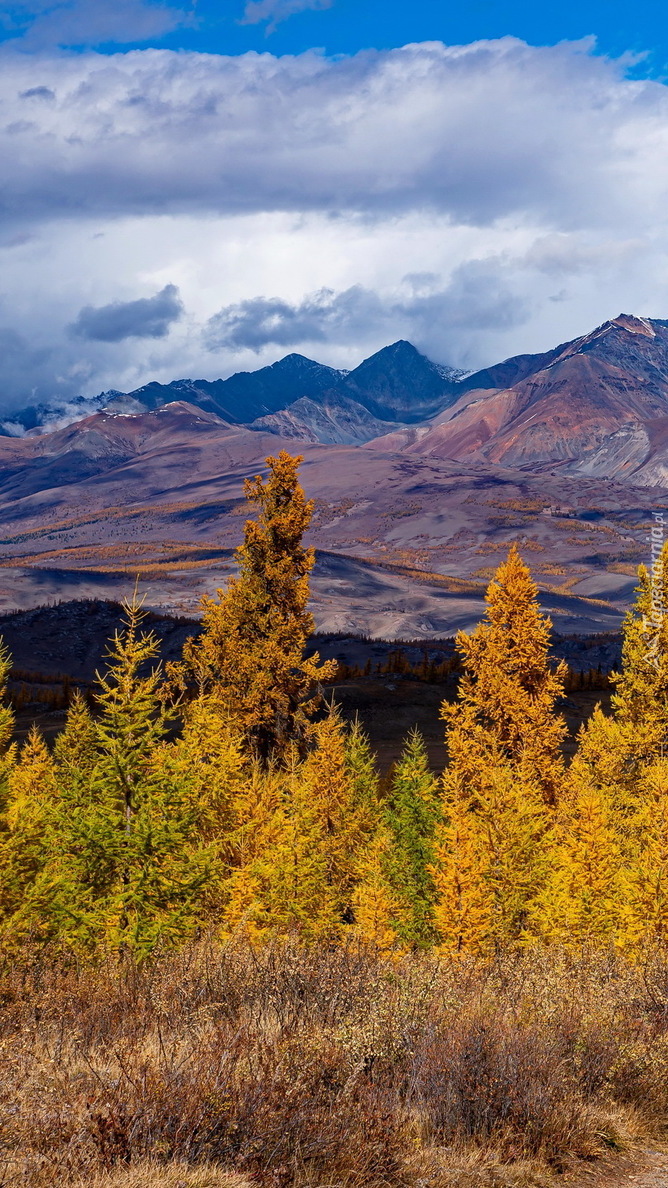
[443,545,567,805]
[433,548,563,952]
[623,759,668,951]
[0,726,59,943]
[225,712,371,941]
[535,764,626,948]
[183,452,335,764]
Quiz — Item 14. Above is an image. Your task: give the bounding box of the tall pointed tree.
[345,717,381,838]
[353,825,403,952]
[53,690,99,802]
[535,765,625,948]
[612,542,668,740]
[433,549,562,952]
[382,730,441,948]
[431,779,492,953]
[225,711,369,941]
[568,545,668,882]
[90,599,214,955]
[0,726,58,940]
[434,764,549,953]
[183,451,336,764]
[10,600,218,956]
[443,544,567,805]
[622,759,668,952]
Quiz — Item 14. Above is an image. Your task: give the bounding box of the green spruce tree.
[383,730,441,947]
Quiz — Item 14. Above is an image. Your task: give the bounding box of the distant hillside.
[0,314,666,636]
[368,315,668,484]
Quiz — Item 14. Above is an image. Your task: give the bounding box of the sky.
[3,0,668,414]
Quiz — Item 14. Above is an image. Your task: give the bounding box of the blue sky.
[3,0,668,68]
[3,0,665,69]
[2,0,668,414]
[143,0,668,75]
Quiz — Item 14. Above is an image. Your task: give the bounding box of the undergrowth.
[1,941,668,1187]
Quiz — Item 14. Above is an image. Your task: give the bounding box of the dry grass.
[73,1165,252,1188]
[2,942,668,1187]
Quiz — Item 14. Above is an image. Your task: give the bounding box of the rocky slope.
[369,315,668,484]
[0,396,661,635]
[12,316,668,480]
[0,313,667,635]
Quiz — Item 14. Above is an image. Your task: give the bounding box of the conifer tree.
[352,825,402,952]
[89,599,214,955]
[224,757,342,941]
[157,695,246,917]
[299,710,368,923]
[623,759,668,951]
[535,764,625,947]
[345,717,381,838]
[612,542,668,740]
[568,547,668,877]
[444,545,567,805]
[382,730,441,947]
[53,691,99,801]
[0,727,60,942]
[433,549,561,952]
[10,600,218,956]
[434,764,549,952]
[226,712,368,940]
[431,777,492,953]
[168,696,245,844]
[183,452,336,764]
[223,762,288,938]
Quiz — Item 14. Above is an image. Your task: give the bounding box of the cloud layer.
[240,0,333,34]
[204,268,527,353]
[1,38,665,226]
[2,0,191,49]
[1,37,668,410]
[70,284,183,342]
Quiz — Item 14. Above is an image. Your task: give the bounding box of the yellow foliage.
[536,765,625,947]
[352,825,402,952]
[442,544,567,806]
[183,452,336,764]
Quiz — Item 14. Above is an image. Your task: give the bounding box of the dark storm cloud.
[204,286,385,350]
[69,284,184,342]
[0,326,55,410]
[0,40,664,229]
[205,265,527,354]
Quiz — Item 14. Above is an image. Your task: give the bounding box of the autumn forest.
[3,451,668,1188]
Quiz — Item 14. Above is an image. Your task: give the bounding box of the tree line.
[0,450,667,958]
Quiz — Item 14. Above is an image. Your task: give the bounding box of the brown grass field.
[3,940,668,1188]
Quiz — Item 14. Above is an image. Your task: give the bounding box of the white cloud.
[2,0,191,49]
[240,0,333,34]
[1,38,668,408]
[0,38,664,227]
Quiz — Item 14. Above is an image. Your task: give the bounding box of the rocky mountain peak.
[610,313,657,337]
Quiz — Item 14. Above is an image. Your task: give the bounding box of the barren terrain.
[0,412,660,636]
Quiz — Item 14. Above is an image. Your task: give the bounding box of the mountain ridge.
[365,314,668,485]
[0,312,666,636]
[7,312,668,485]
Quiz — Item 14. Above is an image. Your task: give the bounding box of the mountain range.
[0,313,666,637]
[10,313,668,486]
